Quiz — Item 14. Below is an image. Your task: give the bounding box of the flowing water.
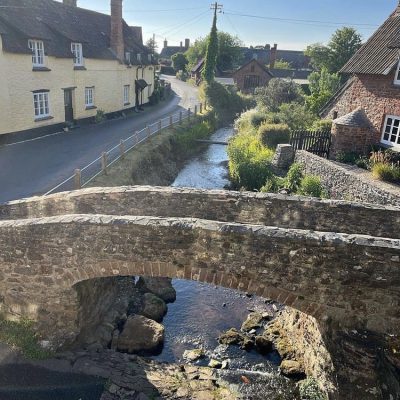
[152,127,300,399]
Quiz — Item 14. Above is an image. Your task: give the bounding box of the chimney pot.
[185,38,190,49]
[63,0,77,6]
[164,39,168,49]
[110,0,124,61]
[180,41,183,49]
[270,43,278,69]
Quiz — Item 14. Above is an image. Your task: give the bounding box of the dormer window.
[137,53,142,62]
[125,52,131,64]
[71,43,83,66]
[394,59,400,85]
[28,39,44,66]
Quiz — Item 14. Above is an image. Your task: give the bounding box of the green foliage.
[227,132,275,190]
[311,119,332,132]
[234,108,267,132]
[258,123,291,149]
[305,27,362,73]
[95,109,106,124]
[306,68,341,114]
[172,52,188,72]
[202,10,219,83]
[186,32,243,72]
[0,318,53,360]
[273,59,292,69]
[260,175,286,193]
[298,378,327,400]
[371,163,400,183]
[175,70,189,82]
[146,37,158,56]
[285,163,304,192]
[201,81,255,126]
[272,103,317,131]
[335,151,363,164]
[298,175,325,198]
[255,78,304,112]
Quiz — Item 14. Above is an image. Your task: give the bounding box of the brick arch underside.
[0,214,398,348]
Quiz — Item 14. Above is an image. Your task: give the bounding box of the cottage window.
[381,115,400,148]
[33,92,50,119]
[85,87,95,107]
[71,43,83,66]
[148,54,152,62]
[244,75,260,90]
[124,85,130,105]
[137,53,142,62]
[28,40,45,66]
[125,52,131,64]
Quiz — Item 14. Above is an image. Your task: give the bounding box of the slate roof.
[341,7,400,75]
[160,46,188,59]
[270,68,311,80]
[333,108,371,128]
[0,0,151,63]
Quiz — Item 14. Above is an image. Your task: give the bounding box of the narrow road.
[0,76,198,203]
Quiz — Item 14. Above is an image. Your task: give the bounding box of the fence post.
[158,120,162,132]
[194,105,198,117]
[179,111,183,125]
[119,140,125,159]
[101,152,108,175]
[74,169,81,190]
[200,103,203,114]
[147,126,151,137]
[188,108,191,123]
[169,115,173,128]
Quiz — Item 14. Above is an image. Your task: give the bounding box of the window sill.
[85,105,97,110]
[74,66,87,71]
[35,116,54,122]
[32,66,51,72]
[124,102,131,106]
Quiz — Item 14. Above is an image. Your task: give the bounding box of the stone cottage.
[321,1,400,154]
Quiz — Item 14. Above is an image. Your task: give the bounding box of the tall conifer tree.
[202,5,219,83]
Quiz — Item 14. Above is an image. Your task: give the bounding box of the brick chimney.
[185,38,190,49]
[270,43,277,69]
[110,0,124,61]
[180,41,183,50]
[63,0,77,6]
[164,39,168,49]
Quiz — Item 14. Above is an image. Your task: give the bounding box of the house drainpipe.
[135,65,144,111]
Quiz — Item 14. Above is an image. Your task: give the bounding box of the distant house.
[160,39,190,62]
[0,0,155,138]
[190,59,224,85]
[321,2,400,153]
[232,59,273,93]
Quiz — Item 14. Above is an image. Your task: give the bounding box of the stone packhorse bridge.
[0,186,399,348]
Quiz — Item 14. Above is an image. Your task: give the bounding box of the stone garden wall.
[295,150,400,208]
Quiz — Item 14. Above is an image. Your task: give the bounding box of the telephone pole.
[210,2,223,16]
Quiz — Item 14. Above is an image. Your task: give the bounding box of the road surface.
[0,76,198,203]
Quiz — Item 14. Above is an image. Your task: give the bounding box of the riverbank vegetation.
[0,318,53,359]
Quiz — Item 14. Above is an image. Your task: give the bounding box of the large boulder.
[241,312,264,332]
[136,277,176,303]
[140,293,167,322]
[219,328,253,350]
[114,315,164,354]
[280,360,305,378]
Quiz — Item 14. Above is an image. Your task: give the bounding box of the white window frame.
[28,39,45,66]
[85,87,94,108]
[33,92,50,119]
[381,115,400,148]
[123,85,130,105]
[71,42,83,66]
[394,59,400,85]
[125,52,131,64]
[137,53,142,62]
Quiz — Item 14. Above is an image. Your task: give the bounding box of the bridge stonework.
[0,187,399,348]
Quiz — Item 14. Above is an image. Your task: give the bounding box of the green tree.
[171,52,189,72]
[305,27,362,73]
[255,78,304,112]
[273,59,292,69]
[146,37,158,55]
[202,8,219,83]
[306,67,341,114]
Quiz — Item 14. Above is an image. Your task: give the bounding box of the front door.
[64,89,74,123]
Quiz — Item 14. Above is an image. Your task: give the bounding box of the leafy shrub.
[258,123,291,149]
[371,163,400,183]
[298,175,325,197]
[274,103,317,131]
[285,163,304,192]
[298,378,327,400]
[311,119,332,132]
[95,109,106,124]
[335,151,362,164]
[176,70,188,82]
[235,108,268,132]
[227,133,274,190]
[260,175,286,193]
[201,81,256,127]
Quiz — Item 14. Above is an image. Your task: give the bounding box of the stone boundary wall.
[0,214,399,346]
[295,151,400,208]
[1,186,399,239]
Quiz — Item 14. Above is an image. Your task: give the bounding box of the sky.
[61,0,397,50]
